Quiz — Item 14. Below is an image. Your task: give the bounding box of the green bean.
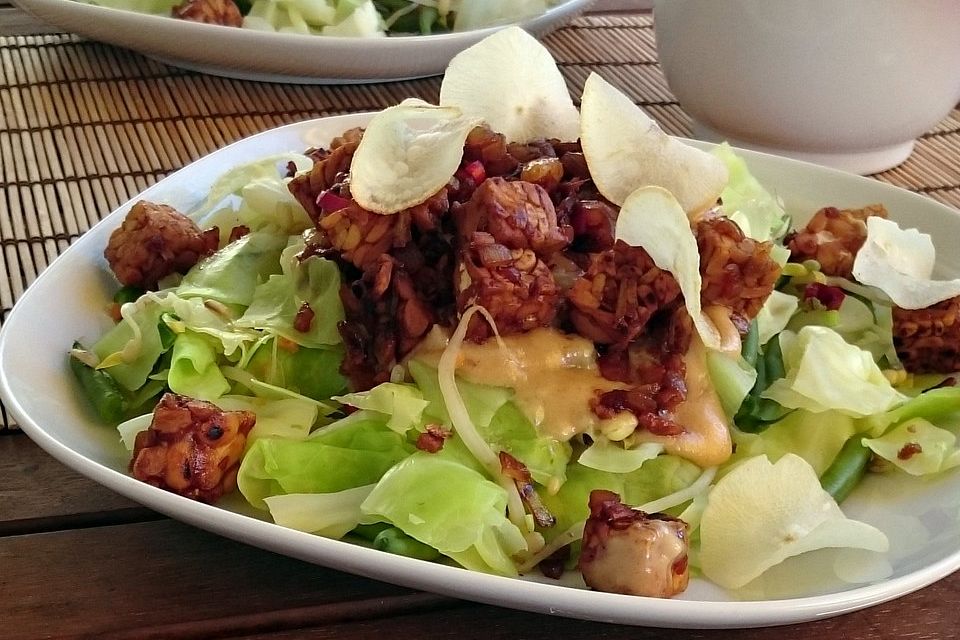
[112,285,144,306]
[418,6,438,34]
[741,320,760,368]
[352,522,391,542]
[820,437,872,503]
[735,335,791,433]
[158,322,177,350]
[69,343,126,423]
[373,527,441,561]
[762,334,785,380]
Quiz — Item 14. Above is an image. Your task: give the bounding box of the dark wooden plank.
[229,575,960,640]
[0,518,430,640]
[0,433,152,534]
[13,514,952,640]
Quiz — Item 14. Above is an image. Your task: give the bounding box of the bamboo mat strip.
[0,14,958,430]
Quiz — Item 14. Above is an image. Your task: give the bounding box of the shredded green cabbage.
[85,107,960,596]
[79,0,566,36]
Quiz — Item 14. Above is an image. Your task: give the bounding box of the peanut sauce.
[410,326,626,441]
[626,334,733,467]
[411,324,734,470]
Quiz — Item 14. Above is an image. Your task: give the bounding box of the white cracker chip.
[852,216,960,309]
[349,99,482,214]
[699,454,889,590]
[580,72,727,215]
[615,185,721,350]
[439,26,580,144]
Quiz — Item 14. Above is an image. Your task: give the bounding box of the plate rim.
[2,112,960,629]
[11,0,596,82]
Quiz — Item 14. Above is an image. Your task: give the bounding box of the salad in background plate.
[75,0,570,36]
[63,28,960,600]
[16,0,591,82]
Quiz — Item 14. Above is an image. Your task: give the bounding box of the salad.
[69,27,960,599]
[76,0,566,36]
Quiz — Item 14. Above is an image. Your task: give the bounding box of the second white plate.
[12,0,594,83]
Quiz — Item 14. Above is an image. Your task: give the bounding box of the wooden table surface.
[1,2,959,639]
[5,431,959,640]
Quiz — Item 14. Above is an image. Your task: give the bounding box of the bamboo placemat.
[1,14,959,430]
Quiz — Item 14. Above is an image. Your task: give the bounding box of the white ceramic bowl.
[653,0,960,174]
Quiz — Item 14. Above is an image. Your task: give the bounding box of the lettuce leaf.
[756,290,799,346]
[408,358,511,426]
[788,294,896,365]
[321,0,384,36]
[242,338,346,402]
[237,242,344,347]
[541,455,702,539]
[706,350,757,418]
[92,294,170,391]
[360,454,527,576]
[161,294,256,359]
[96,291,257,394]
[334,382,430,435]
[483,400,571,488]
[119,394,322,452]
[731,409,859,477]
[264,485,375,538]
[862,418,960,476]
[215,395,320,442]
[762,326,906,416]
[117,413,152,451]
[237,412,413,509]
[712,143,790,242]
[177,231,289,306]
[198,159,315,242]
[167,330,231,401]
[408,359,570,487]
[189,153,314,226]
[577,439,664,474]
[862,386,960,437]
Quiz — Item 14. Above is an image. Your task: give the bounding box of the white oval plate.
[2,113,960,629]
[12,0,593,83]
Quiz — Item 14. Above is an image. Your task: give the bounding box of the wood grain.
[0,434,147,534]
[2,449,956,640]
[227,583,960,640]
[0,517,430,639]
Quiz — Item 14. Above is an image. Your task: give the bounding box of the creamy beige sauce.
[410,327,626,441]
[705,305,743,355]
[411,324,733,467]
[627,334,733,467]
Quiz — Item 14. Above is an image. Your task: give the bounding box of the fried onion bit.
[499,451,556,529]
